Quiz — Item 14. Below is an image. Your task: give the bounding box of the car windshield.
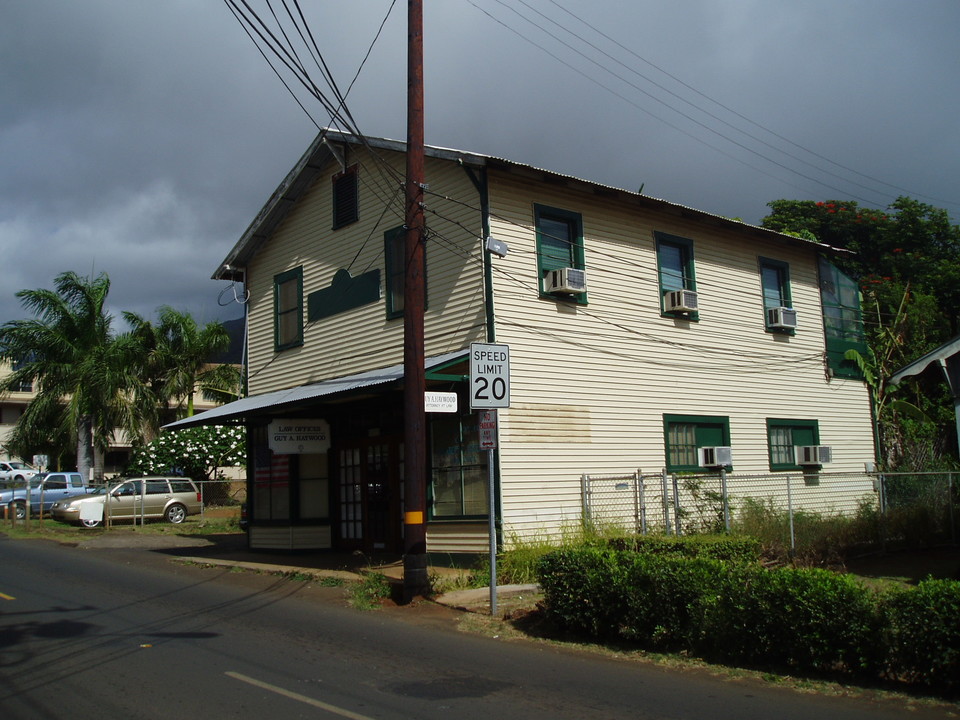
[10,462,30,470]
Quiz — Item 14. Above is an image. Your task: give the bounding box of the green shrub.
[609,534,762,563]
[536,546,628,639]
[615,553,726,649]
[880,578,960,689]
[698,565,880,675]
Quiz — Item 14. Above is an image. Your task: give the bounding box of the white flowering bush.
[126,426,245,485]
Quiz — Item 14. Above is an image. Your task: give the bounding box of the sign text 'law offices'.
[268,419,331,454]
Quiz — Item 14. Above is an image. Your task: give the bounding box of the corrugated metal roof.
[163,349,468,430]
[890,334,960,385]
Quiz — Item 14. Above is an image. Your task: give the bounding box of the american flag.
[253,448,289,485]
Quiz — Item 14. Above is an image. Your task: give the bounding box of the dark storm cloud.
[1,0,957,326]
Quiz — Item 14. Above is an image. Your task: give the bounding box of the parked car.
[0,461,40,486]
[51,477,202,528]
[1,472,90,519]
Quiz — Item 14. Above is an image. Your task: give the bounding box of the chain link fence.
[582,470,958,555]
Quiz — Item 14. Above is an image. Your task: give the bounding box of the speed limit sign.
[469,342,510,410]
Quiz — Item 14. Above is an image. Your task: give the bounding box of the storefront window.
[430,413,487,518]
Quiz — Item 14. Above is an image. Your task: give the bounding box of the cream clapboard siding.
[245,146,486,395]
[484,170,875,542]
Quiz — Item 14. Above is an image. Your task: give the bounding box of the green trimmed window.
[274,267,303,351]
[663,414,730,471]
[759,257,795,333]
[818,256,866,378]
[430,412,488,518]
[767,418,819,471]
[332,165,359,229]
[384,226,426,319]
[534,204,586,303]
[655,232,697,318]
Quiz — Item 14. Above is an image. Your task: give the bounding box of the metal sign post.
[471,342,510,615]
[479,409,499,615]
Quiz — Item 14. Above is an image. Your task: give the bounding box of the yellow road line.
[0,592,14,600]
[225,671,374,720]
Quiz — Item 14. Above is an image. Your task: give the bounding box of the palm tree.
[125,306,241,427]
[0,271,144,482]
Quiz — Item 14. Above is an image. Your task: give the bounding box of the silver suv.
[51,477,202,528]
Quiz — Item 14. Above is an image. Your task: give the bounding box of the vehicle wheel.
[80,517,102,529]
[13,474,24,483]
[12,502,26,520]
[164,503,187,524]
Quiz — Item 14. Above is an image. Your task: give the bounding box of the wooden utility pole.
[402,0,429,601]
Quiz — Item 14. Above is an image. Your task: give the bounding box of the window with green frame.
[332,165,359,229]
[818,256,867,378]
[274,267,303,351]
[663,414,730,471]
[766,418,819,470]
[430,412,488,518]
[655,231,697,318]
[534,204,586,303]
[759,257,794,333]
[384,226,427,319]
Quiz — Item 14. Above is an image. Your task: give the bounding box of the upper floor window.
[655,232,697,318]
[819,256,866,379]
[332,166,359,229]
[767,418,819,471]
[759,257,795,333]
[385,226,427,319]
[274,267,303,351]
[10,358,32,393]
[534,204,586,303]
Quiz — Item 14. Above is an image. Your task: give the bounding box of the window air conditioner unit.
[796,445,832,465]
[665,289,698,312]
[698,446,733,468]
[767,306,798,329]
[545,267,587,294]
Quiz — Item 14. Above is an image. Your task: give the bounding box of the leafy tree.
[0,272,146,481]
[124,306,241,440]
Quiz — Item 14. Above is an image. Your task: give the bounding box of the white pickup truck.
[0,461,40,485]
[1,472,92,519]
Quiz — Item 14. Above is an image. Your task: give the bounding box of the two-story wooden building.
[171,130,875,558]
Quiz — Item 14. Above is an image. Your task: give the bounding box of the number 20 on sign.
[469,342,510,410]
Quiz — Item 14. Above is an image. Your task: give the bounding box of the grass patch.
[0,514,244,539]
[349,572,392,610]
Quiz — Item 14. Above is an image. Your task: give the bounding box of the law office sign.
[268,419,331,454]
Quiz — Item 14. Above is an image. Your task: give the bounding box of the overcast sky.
[2,1,958,327]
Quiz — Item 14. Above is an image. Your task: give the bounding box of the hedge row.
[536,546,960,691]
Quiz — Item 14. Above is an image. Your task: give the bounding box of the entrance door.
[336,438,403,553]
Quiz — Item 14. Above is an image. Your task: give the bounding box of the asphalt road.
[0,536,949,719]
